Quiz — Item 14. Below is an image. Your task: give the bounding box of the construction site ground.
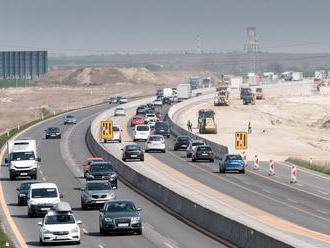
[180,81,330,166]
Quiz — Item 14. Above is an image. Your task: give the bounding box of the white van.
[5,139,40,180]
[27,183,62,217]
[134,125,151,141]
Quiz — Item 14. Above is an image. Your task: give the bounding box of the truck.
[214,86,230,106]
[242,92,256,105]
[315,70,327,80]
[202,77,211,88]
[5,139,40,180]
[230,76,243,88]
[189,77,200,90]
[292,72,303,81]
[163,88,173,98]
[177,84,192,100]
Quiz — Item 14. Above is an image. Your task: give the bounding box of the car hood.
[11,160,36,167]
[43,224,78,232]
[19,189,28,196]
[104,212,139,218]
[29,198,60,205]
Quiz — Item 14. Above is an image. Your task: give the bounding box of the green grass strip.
[286,157,330,175]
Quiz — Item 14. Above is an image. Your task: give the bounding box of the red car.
[131,116,144,126]
[154,112,162,120]
[83,158,104,178]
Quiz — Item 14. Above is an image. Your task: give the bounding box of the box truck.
[177,84,192,101]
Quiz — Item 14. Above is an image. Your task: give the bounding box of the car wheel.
[241,169,245,174]
[174,148,177,151]
[136,228,142,235]
[100,224,105,235]
[59,135,61,139]
[28,208,33,217]
[64,123,66,125]
[9,173,15,180]
[81,202,87,210]
[104,139,107,143]
[122,157,126,162]
[40,237,45,246]
[162,150,166,153]
[210,159,214,162]
[45,136,48,139]
[140,157,144,161]
[119,139,122,143]
[192,158,196,162]
[145,150,148,153]
[133,139,136,142]
[18,199,22,206]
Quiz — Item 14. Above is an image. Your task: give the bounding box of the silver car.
[186,140,205,158]
[64,115,77,125]
[81,180,115,209]
[114,107,126,116]
[145,135,166,153]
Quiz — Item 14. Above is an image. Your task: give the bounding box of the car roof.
[149,135,163,138]
[105,200,134,204]
[30,183,58,189]
[87,157,103,161]
[86,180,111,184]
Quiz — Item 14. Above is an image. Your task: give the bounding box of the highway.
[0,101,225,248]
[120,103,330,241]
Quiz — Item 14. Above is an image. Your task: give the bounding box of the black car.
[146,103,155,111]
[99,200,142,235]
[192,145,214,162]
[122,145,144,161]
[45,127,61,139]
[154,121,170,138]
[16,181,41,205]
[173,136,191,150]
[162,97,172,105]
[136,106,147,115]
[87,162,118,189]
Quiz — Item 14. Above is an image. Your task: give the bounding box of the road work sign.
[101,121,113,139]
[235,132,247,149]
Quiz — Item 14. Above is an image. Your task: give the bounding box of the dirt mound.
[34,67,160,86]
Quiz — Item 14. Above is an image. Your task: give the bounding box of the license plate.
[131,155,137,158]
[96,201,104,204]
[55,236,67,240]
[118,223,129,227]
[181,145,187,147]
[202,153,208,156]
[20,173,28,176]
[41,208,50,211]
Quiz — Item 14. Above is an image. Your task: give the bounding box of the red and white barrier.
[243,151,247,165]
[253,154,259,170]
[269,160,275,176]
[309,156,313,165]
[290,165,297,183]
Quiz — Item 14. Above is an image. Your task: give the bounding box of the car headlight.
[42,228,52,234]
[104,218,113,222]
[108,192,115,199]
[19,193,26,197]
[29,200,38,206]
[71,227,79,233]
[110,173,117,179]
[131,217,141,223]
[56,133,60,135]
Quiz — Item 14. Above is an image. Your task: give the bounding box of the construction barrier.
[269,160,275,176]
[253,154,259,170]
[243,151,247,165]
[290,165,297,183]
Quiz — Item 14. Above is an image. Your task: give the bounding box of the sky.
[1,0,330,55]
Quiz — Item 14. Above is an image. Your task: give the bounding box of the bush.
[286,157,330,175]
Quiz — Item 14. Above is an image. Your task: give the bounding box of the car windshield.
[226,155,242,160]
[137,126,149,131]
[48,127,59,132]
[256,88,262,92]
[116,108,124,111]
[105,201,136,212]
[11,152,35,161]
[197,146,212,151]
[126,145,141,151]
[32,188,58,198]
[20,182,39,190]
[66,115,74,119]
[156,122,168,128]
[86,182,111,191]
[45,215,75,225]
[90,163,113,172]
[149,136,163,141]
[113,126,120,131]
[192,142,204,147]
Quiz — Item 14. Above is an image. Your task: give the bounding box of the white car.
[153,100,162,106]
[145,135,166,153]
[104,125,122,143]
[144,113,157,123]
[134,125,151,141]
[28,183,62,217]
[39,201,82,245]
[119,97,128,104]
[114,107,126,116]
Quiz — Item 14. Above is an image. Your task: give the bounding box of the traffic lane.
[0,103,154,248]
[126,111,330,235]
[99,113,228,248]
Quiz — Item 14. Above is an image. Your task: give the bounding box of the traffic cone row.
[241,152,297,183]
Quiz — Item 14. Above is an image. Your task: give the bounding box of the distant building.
[0,51,48,79]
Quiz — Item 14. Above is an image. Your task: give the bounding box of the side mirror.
[4,158,8,163]
[76,220,82,225]
[137,207,142,211]
[37,157,41,162]
[60,193,63,198]
[38,222,42,226]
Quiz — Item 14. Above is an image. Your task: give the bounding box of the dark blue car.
[219,154,245,174]
[153,121,170,138]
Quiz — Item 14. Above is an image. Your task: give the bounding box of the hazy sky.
[1,0,330,55]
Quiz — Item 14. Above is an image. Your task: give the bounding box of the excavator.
[214,86,230,106]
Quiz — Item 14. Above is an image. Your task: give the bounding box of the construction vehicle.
[240,87,251,99]
[242,92,256,105]
[255,87,264,100]
[214,86,230,106]
[197,109,217,134]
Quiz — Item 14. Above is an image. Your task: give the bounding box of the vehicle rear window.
[197,146,211,151]
[113,126,120,131]
[137,125,149,131]
[149,136,163,141]
[116,108,124,110]
[192,142,204,146]
[133,117,142,120]
[126,145,141,151]
[226,155,242,160]
[177,136,190,141]
[155,122,169,128]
